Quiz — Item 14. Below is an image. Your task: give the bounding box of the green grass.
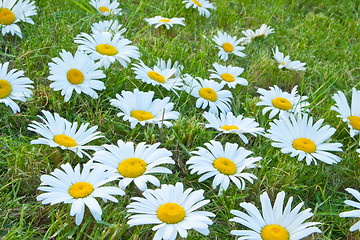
[1,0,360,239]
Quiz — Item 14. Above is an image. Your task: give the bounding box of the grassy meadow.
[1,0,360,239]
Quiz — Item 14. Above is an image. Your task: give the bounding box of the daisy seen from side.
[202,111,264,144]
[265,114,343,165]
[91,19,126,36]
[213,31,245,61]
[230,191,322,239]
[127,182,215,240]
[75,31,140,69]
[209,62,247,88]
[0,0,37,38]
[273,46,306,71]
[182,0,215,18]
[0,61,33,113]
[239,24,274,45]
[339,188,360,232]
[28,110,103,158]
[256,85,309,119]
[91,140,174,191]
[331,88,360,137]
[145,16,185,30]
[48,49,106,102]
[89,0,122,16]
[37,161,124,225]
[182,74,232,115]
[110,89,179,129]
[187,140,261,194]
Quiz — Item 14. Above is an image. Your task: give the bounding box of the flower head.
[273,46,306,71]
[209,62,247,88]
[339,188,360,232]
[230,191,322,239]
[37,161,124,225]
[0,62,33,113]
[145,16,185,30]
[239,24,274,45]
[91,19,126,36]
[127,182,215,240]
[213,31,245,61]
[182,0,215,18]
[89,0,122,16]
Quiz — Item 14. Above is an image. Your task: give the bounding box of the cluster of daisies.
[3,0,360,239]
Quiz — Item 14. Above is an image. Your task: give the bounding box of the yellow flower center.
[261,224,289,240]
[199,87,217,102]
[220,125,239,131]
[348,116,360,130]
[117,157,147,178]
[157,203,186,224]
[292,138,316,153]
[99,6,110,13]
[220,73,235,82]
[130,110,154,121]
[192,0,202,7]
[68,182,94,199]
[66,69,84,85]
[147,71,166,83]
[53,134,77,148]
[222,42,234,53]
[0,8,15,25]
[159,18,170,23]
[271,97,292,110]
[282,61,285,65]
[0,79,12,99]
[213,157,237,175]
[96,44,118,56]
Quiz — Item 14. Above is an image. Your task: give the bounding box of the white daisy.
[48,49,106,102]
[230,191,322,239]
[239,24,274,45]
[127,182,215,240]
[256,85,310,119]
[156,58,183,79]
[132,60,182,93]
[91,140,174,191]
[339,188,360,232]
[89,0,122,16]
[209,62,247,88]
[254,24,274,38]
[110,89,179,129]
[273,46,306,71]
[187,140,261,195]
[28,110,103,158]
[0,61,33,113]
[145,16,185,30]
[182,74,232,115]
[265,114,343,165]
[202,111,264,144]
[75,31,140,69]
[91,19,126,36]
[182,0,215,18]
[37,161,124,225]
[213,31,245,61]
[331,88,360,137]
[0,0,37,38]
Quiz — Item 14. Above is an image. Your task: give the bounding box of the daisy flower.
[239,24,274,45]
[0,0,36,38]
[331,88,360,137]
[48,50,106,102]
[213,31,245,61]
[110,89,179,129]
[28,110,103,158]
[256,85,310,119]
[37,161,124,225]
[75,31,140,69]
[91,19,126,36]
[0,62,33,113]
[156,58,183,79]
[145,16,185,30]
[127,182,215,240]
[187,140,261,194]
[91,140,174,191]
[209,62,247,88]
[203,111,264,144]
[230,191,321,239]
[132,60,182,93]
[273,46,306,71]
[182,74,232,115]
[339,188,360,232]
[89,0,122,16]
[265,114,343,165]
[182,0,215,18]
